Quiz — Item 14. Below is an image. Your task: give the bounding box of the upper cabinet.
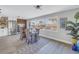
[0,17,8,28]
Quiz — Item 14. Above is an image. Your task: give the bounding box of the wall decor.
[60,17,67,29]
[48,17,59,31]
[0,17,8,28]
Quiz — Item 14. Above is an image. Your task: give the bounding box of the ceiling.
[0,5,79,19]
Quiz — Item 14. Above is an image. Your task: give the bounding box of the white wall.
[31,8,79,43]
[31,8,79,30]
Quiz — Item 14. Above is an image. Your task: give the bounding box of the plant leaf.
[76,23,79,26]
[69,33,76,37]
[76,35,79,38]
[74,12,79,20]
[66,26,75,30]
[76,27,79,31]
[67,21,76,27]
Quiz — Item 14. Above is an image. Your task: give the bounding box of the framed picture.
[0,17,8,28]
[60,17,67,29]
[48,17,59,31]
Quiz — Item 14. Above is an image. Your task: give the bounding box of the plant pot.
[71,38,77,45]
[72,44,77,51]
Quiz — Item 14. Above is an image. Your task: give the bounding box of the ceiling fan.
[33,5,42,10]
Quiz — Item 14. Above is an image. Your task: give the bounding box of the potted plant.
[66,12,79,45]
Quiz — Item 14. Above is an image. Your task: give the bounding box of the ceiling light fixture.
[33,5,42,10]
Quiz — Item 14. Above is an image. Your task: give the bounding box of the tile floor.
[14,37,78,54]
[0,35,78,54]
